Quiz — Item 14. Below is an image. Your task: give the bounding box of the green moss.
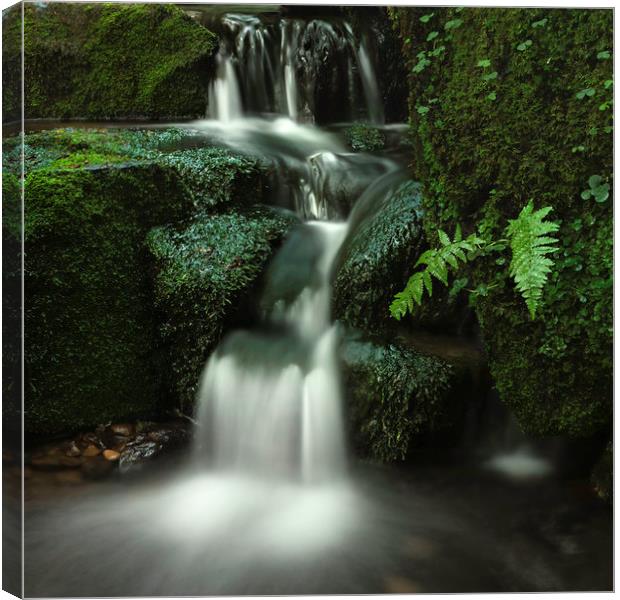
[341,335,456,462]
[3,3,217,121]
[333,179,462,334]
[148,207,297,411]
[21,163,191,434]
[344,122,386,152]
[390,8,612,437]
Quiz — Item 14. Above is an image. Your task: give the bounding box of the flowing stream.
[22,7,611,596]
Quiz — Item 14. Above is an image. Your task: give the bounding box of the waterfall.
[205,12,384,123]
[195,223,348,483]
[193,7,395,484]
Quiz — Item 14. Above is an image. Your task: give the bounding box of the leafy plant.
[516,39,533,51]
[419,12,434,23]
[427,31,439,41]
[597,50,611,60]
[477,58,491,68]
[531,18,548,28]
[581,175,610,203]
[505,200,559,319]
[576,87,596,99]
[389,226,486,319]
[390,200,560,321]
[444,18,463,30]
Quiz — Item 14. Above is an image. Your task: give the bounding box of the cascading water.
[206,12,384,124]
[195,221,348,483]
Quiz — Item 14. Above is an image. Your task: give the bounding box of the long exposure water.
[21,7,611,596]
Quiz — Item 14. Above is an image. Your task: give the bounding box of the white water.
[195,222,348,483]
[206,12,384,124]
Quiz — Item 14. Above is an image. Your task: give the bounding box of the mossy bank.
[389,8,612,439]
[3,128,291,434]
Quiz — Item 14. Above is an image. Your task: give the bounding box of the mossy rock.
[340,334,465,462]
[389,7,612,437]
[3,3,217,121]
[344,122,385,152]
[148,206,298,412]
[17,162,191,434]
[333,179,466,335]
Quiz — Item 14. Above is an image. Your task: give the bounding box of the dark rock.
[110,423,135,437]
[64,441,81,457]
[340,333,471,462]
[119,441,162,473]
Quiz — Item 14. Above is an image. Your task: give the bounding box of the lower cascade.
[195,222,348,482]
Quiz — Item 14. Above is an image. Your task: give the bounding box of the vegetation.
[341,335,461,461]
[3,3,217,121]
[2,128,280,433]
[391,200,559,321]
[389,7,612,438]
[148,207,297,412]
[344,122,385,152]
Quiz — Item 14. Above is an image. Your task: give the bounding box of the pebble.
[65,441,81,457]
[110,423,135,437]
[103,449,120,461]
[82,445,101,457]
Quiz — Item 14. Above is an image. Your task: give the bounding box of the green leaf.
[597,50,611,60]
[486,92,497,101]
[417,105,430,115]
[531,18,548,28]
[581,189,592,200]
[438,230,451,246]
[594,183,610,203]
[426,31,439,41]
[588,174,603,188]
[505,200,559,319]
[517,40,533,51]
[444,18,463,30]
[477,59,491,68]
[419,12,434,23]
[604,79,613,89]
[482,71,498,81]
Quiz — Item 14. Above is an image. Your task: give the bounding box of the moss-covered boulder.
[389,8,613,437]
[148,207,298,412]
[4,127,276,434]
[341,334,466,462]
[3,3,218,121]
[333,179,466,335]
[19,162,191,434]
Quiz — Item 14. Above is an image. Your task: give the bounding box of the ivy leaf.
[477,58,491,68]
[594,184,610,203]
[531,18,548,28]
[486,92,497,101]
[419,13,434,23]
[427,31,439,41]
[576,88,596,99]
[597,50,611,60]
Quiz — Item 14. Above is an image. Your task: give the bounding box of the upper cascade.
[206,12,384,124]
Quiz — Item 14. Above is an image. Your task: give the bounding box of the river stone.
[340,334,467,462]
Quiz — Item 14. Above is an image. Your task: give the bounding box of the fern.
[505,200,559,319]
[390,226,486,320]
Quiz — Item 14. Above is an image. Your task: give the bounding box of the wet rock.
[82,445,102,458]
[103,449,121,462]
[110,423,135,437]
[119,441,162,473]
[65,441,81,457]
[80,432,105,449]
[340,333,469,462]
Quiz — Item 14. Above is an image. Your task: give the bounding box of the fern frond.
[505,200,559,319]
[390,228,486,319]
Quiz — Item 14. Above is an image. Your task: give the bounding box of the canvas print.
[1,1,613,596]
